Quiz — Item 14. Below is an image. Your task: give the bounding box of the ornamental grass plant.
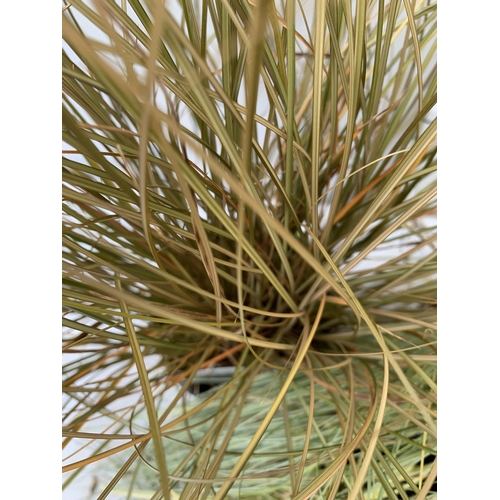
[62,0,437,498]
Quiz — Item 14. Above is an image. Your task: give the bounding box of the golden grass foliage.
[63,0,437,498]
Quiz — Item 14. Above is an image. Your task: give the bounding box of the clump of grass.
[62,0,437,498]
